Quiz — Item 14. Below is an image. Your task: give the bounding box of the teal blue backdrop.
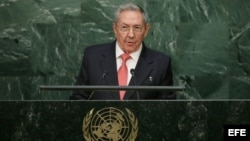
[0,0,250,100]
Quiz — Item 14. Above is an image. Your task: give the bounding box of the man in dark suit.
[69,2,176,100]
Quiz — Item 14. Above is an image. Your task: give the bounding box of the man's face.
[113,10,150,53]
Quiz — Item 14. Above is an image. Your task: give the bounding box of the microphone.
[88,72,107,100]
[130,69,139,100]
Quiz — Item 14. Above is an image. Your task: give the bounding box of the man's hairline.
[114,3,149,24]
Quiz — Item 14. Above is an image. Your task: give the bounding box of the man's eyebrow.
[120,23,143,26]
[119,23,129,26]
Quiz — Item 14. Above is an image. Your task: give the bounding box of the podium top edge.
[39,85,185,91]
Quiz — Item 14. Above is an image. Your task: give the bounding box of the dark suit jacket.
[70,41,176,100]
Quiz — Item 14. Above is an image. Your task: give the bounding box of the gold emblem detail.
[82,107,138,141]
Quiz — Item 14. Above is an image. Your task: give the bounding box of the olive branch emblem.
[82,107,138,141]
[82,108,94,141]
[126,108,138,141]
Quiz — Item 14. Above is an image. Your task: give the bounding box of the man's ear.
[144,23,150,38]
[113,23,117,37]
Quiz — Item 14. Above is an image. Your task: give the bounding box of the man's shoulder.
[145,47,171,60]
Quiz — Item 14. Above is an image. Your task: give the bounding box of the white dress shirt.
[116,42,142,85]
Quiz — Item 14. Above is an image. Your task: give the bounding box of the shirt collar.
[115,42,142,61]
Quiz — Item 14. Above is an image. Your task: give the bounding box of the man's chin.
[124,47,137,53]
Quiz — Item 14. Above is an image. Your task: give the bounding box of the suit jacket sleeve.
[69,48,91,100]
[158,57,176,99]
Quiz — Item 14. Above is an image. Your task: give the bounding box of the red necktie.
[118,53,130,100]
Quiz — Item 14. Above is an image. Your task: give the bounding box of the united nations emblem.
[82,107,138,141]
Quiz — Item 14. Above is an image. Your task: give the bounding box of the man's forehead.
[117,11,144,24]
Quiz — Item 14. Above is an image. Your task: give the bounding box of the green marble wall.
[0,0,250,100]
[0,101,250,140]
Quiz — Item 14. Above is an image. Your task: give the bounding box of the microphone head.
[129,68,139,100]
[102,72,107,78]
[130,69,135,75]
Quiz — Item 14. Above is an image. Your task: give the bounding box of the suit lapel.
[100,42,120,99]
[124,45,153,99]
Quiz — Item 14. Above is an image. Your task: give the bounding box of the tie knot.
[121,53,130,62]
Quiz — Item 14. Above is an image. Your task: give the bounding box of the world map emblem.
[82,107,138,141]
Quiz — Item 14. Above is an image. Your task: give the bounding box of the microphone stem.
[130,69,140,100]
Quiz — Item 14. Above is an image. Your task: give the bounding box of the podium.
[0,100,250,141]
[0,86,249,140]
[0,100,250,140]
